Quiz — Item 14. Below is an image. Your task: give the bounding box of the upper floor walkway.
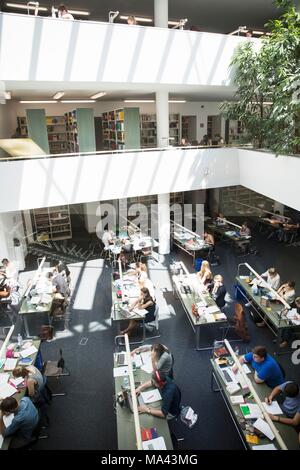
[0,146,298,213]
[0,13,260,92]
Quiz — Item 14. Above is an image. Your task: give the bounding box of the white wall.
[0,211,26,270]
[239,150,300,212]
[0,13,260,86]
[0,147,240,213]
[0,102,15,139]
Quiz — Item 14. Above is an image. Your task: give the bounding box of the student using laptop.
[232,345,284,388]
[120,287,156,337]
[277,280,296,305]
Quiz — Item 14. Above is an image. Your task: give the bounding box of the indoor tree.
[221,0,300,155]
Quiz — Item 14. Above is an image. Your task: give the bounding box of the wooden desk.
[172,272,227,351]
[0,340,41,450]
[114,358,173,450]
[211,358,299,450]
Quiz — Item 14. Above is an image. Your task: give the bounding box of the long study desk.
[0,340,41,450]
[206,222,251,245]
[114,357,173,450]
[172,231,210,262]
[211,358,299,450]
[172,272,227,351]
[236,276,300,351]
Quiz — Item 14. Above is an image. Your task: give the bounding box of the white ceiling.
[4,82,237,102]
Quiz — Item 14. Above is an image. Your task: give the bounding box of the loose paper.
[0,383,17,399]
[20,345,38,358]
[142,436,166,451]
[113,366,129,378]
[141,389,162,404]
[262,401,283,415]
[4,358,18,371]
[253,418,275,440]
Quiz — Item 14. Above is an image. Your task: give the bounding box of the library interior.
[0,0,300,452]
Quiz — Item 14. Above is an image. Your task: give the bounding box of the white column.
[156,91,169,148]
[158,193,170,256]
[154,0,168,28]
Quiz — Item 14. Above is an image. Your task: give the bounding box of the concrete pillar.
[154,0,168,28]
[158,193,170,256]
[156,91,169,148]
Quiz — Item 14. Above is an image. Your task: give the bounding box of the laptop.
[219,366,238,385]
[119,307,135,318]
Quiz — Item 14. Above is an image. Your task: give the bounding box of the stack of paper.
[253,418,275,440]
[141,389,161,404]
[20,345,38,358]
[142,437,166,450]
[262,401,282,415]
[230,395,245,405]
[4,358,18,371]
[0,383,17,399]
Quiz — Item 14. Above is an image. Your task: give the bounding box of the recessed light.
[124,99,155,103]
[90,92,106,100]
[19,100,58,104]
[61,100,96,103]
[53,92,65,100]
[120,15,153,23]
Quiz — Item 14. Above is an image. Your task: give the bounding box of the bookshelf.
[140,113,181,148]
[64,110,79,153]
[17,117,28,137]
[169,114,180,146]
[228,120,246,145]
[46,116,68,154]
[219,186,273,216]
[102,108,140,150]
[181,116,189,141]
[140,114,157,148]
[31,205,72,241]
[17,115,68,154]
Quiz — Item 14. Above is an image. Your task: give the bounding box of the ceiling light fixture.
[20,100,58,103]
[61,100,95,103]
[168,20,181,26]
[120,15,153,23]
[6,2,48,11]
[53,92,65,100]
[169,100,186,103]
[124,99,155,103]
[90,92,106,100]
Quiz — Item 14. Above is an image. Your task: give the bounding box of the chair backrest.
[234,303,250,341]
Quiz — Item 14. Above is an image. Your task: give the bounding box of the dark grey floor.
[2,227,300,450]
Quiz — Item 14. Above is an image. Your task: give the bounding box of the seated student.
[133,262,148,288]
[277,280,296,305]
[55,261,71,285]
[239,222,251,237]
[210,275,226,309]
[261,267,281,291]
[197,260,213,288]
[266,381,300,428]
[136,370,181,419]
[101,229,115,248]
[1,258,18,287]
[48,271,69,298]
[12,366,45,404]
[131,343,174,378]
[200,134,212,146]
[233,345,284,388]
[278,297,300,348]
[180,138,190,146]
[277,220,300,243]
[203,231,215,248]
[120,287,156,337]
[0,397,39,448]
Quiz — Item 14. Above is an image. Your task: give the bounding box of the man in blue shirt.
[265,381,300,429]
[233,345,284,388]
[0,396,39,448]
[136,370,181,418]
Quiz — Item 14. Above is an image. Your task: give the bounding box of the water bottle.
[123,376,129,390]
[17,334,23,350]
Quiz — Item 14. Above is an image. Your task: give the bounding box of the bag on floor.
[180,406,198,428]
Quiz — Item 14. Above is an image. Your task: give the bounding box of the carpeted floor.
[1,225,300,450]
